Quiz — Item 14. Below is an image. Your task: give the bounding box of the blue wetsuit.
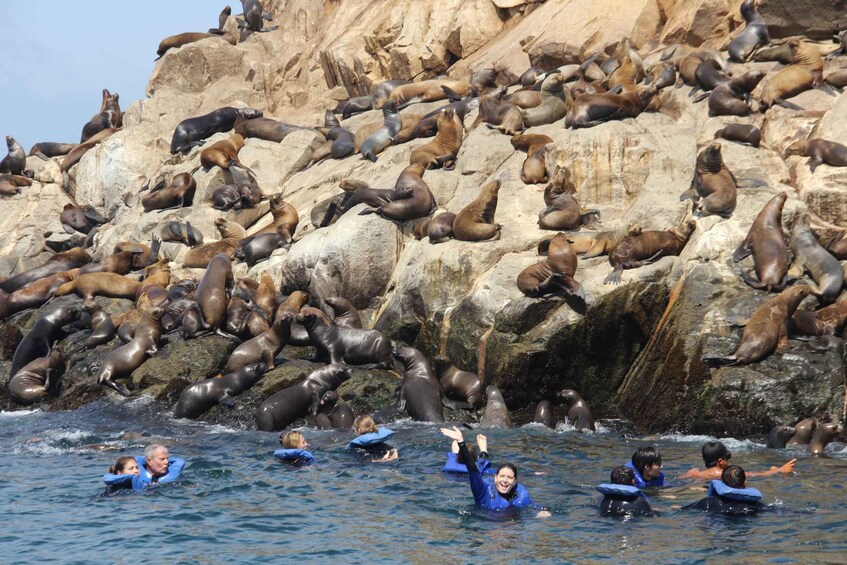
[458,441,536,511]
[102,456,186,493]
[625,461,665,488]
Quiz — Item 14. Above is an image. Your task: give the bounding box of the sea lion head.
[784,139,807,157]
[626,222,643,236]
[672,219,697,239]
[557,389,582,405]
[319,390,339,408]
[238,108,263,119]
[382,100,399,115]
[542,72,564,93]
[432,355,452,375]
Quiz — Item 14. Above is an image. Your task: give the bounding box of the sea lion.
[71,301,117,356]
[0,173,31,195]
[0,136,27,175]
[565,85,657,129]
[372,79,413,109]
[339,179,409,215]
[28,142,77,160]
[390,347,444,423]
[786,417,816,446]
[605,220,697,284]
[408,107,464,170]
[193,133,256,179]
[235,233,285,267]
[311,110,354,163]
[521,73,572,127]
[474,87,524,135]
[759,40,823,110]
[700,71,765,116]
[733,192,789,292]
[60,203,106,235]
[564,223,643,258]
[80,90,121,143]
[324,297,362,329]
[824,69,847,88]
[54,272,142,303]
[96,307,164,396]
[644,62,677,90]
[155,32,236,59]
[393,96,479,145]
[77,250,139,276]
[728,0,770,63]
[425,211,457,244]
[680,142,737,218]
[314,390,354,429]
[211,183,263,211]
[788,216,843,303]
[296,306,392,368]
[160,221,204,247]
[558,389,596,431]
[182,218,246,268]
[433,355,483,409]
[690,60,729,96]
[453,180,501,242]
[388,79,472,107]
[790,300,847,337]
[766,424,796,449]
[10,305,81,377]
[0,269,79,320]
[503,89,541,109]
[9,349,65,405]
[538,166,599,230]
[233,115,308,143]
[174,363,267,419]
[517,232,584,298]
[216,6,231,31]
[703,285,814,366]
[784,139,847,172]
[518,66,545,86]
[223,296,300,372]
[235,194,299,253]
[353,113,420,152]
[808,423,841,455]
[480,385,511,428]
[336,96,374,120]
[255,364,352,432]
[0,247,91,294]
[359,163,435,221]
[533,400,554,428]
[192,253,233,333]
[170,107,262,154]
[238,0,278,33]
[141,173,196,212]
[714,124,761,147]
[360,101,402,162]
[511,134,552,184]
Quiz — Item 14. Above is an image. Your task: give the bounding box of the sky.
[0,0,225,152]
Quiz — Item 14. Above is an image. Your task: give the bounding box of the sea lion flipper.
[702,354,738,367]
[732,237,753,262]
[218,394,236,407]
[740,270,766,289]
[603,267,623,285]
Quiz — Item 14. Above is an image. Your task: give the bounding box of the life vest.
[625,461,665,488]
[441,452,493,475]
[134,456,186,486]
[274,449,315,464]
[347,428,394,449]
[102,473,146,493]
[595,483,647,500]
[707,480,762,503]
[473,478,535,510]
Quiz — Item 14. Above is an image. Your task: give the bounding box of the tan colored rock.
[659,0,736,48]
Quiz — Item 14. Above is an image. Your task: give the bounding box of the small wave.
[656,434,763,451]
[0,408,41,418]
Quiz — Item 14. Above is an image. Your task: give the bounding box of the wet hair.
[496,463,518,480]
[702,441,731,468]
[280,431,304,449]
[721,465,746,489]
[611,465,635,485]
[353,415,378,435]
[456,443,477,465]
[109,456,136,474]
[630,446,662,476]
[144,443,167,459]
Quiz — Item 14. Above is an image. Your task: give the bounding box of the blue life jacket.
[274,449,315,464]
[707,480,762,502]
[468,467,535,510]
[135,456,186,487]
[347,428,394,450]
[102,472,146,492]
[596,483,648,501]
[441,452,494,475]
[625,461,665,488]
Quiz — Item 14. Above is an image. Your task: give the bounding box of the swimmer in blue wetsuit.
[683,465,766,515]
[625,446,665,488]
[103,444,185,493]
[103,456,142,494]
[440,427,551,518]
[274,431,315,465]
[597,466,654,517]
[442,434,494,475]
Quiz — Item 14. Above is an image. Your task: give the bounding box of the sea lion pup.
[424,211,457,244]
[170,107,262,155]
[160,221,204,247]
[564,223,643,258]
[453,180,501,242]
[766,424,796,448]
[0,136,27,175]
[211,182,263,211]
[67,302,118,365]
[728,0,770,62]
[54,272,141,303]
[393,95,479,145]
[359,101,402,162]
[790,300,847,337]
[388,78,472,107]
[155,32,236,59]
[314,390,354,429]
[480,385,511,427]
[238,0,279,32]
[538,166,600,230]
[191,133,257,179]
[0,269,80,320]
[703,285,813,367]
[517,233,585,299]
[96,306,165,396]
[235,194,299,253]
[234,114,310,143]
[80,89,121,143]
[733,192,789,292]
[565,85,657,129]
[714,124,761,148]
[9,349,66,405]
[0,173,32,195]
[788,216,843,303]
[0,247,91,294]
[604,220,697,285]
[256,364,352,432]
[409,108,465,170]
[759,40,823,110]
[224,293,303,373]
[701,70,765,116]
[28,142,77,160]
[680,142,738,218]
[521,73,572,127]
[784,139,847,172]
[324,297,362,329]
[809,423,842,455]
[174,362,266,420]
[432,355,483,409]
[511,134,553,184]
[182,218,246,268]
[141,172,197,212]
[359,163,435,221]
[689,60,730,96]
[372,79,413,109]
[558,389,596,431]
[474,87,524,135]
[296,306,393,368]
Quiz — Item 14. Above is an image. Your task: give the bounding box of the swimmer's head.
[631,446,662,480]
[610,465,634,486]
[702,441,731,469]
[721,465,746,489]
[280,431,308,450]
[110,456,140,475]
[494,463,518,495]
[353,415,378,435]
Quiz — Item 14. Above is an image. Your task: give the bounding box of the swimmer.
[102,456,143,494]
[597,465,654,517]
[682,465,765,515]
[103,445,184,493]
[440,427,551,518]
[348,415,398,463]
[442,434,494,475]
[110,455,140,476]
[625,447,666,488]
[274,431,315,465]
[678,441,795,480]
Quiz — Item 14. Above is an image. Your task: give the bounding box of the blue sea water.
[2,398,846,564]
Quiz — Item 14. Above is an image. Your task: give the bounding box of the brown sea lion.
[193,253,233,333]
[538,166,599,230]
[425,211,457,244]
[511,134,552,184]
[10,304,81,377]
[296,306,393,368]
[239,0,279,33]
[480,385,511,428]
[645,63,677,90]
[733,192,789,292]
[174,362,266,420]
[702,71,765,116]
[788,216,843,303]
[565,85,657,129]
[503,89,541,109]
[256,364,352,432]
[211,183,263,211]
[784,139,847,172]
[759,40,823,110]
[160,221,204,247]
[353,112,421,152]
[766,424,796,448]
[605,220,697,284]
[54,272,141,303]
[96,307,164,396]
[0,136,27,175]
[786,417,816,446]
[170,107,262,155]
[388,79,472,107]
[192,133,256,179]
[339,179,409,215]
[680,142,737,218]
[155,32,236,59]
[517,233,584,299]
[453,180,501,241]
[359,163,435,221]
[808,423,842,455]
[78,250,139,276]
[0,247,91,293]
[558,389,596,431]
[80,89,121,143]
[703,285,814,366]
[28,142,77,160]
[432,355,483,409]
[142,173,196,212]
[714,124,761,147]
[564,223,643,258]
[521,73,572,127]
[314,390,354,429]
[790,300,847,337]
[0,173,31,196]
[73,301,118,353]
[0,269,79,320]
[474,87,524,135]
[224,299,296,373]
[182,218,246,268]
[234,115,308,143]
[409,107,464,170]
[324,297,362,329]
[728,0,770,63]
[9,349,65,405]
[236,194,299,252]
[60,203,106,235]
[389,347,444,423]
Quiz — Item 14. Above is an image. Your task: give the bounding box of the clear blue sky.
[0,0,226,151]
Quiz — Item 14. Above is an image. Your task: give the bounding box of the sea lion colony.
[2,0,846,443]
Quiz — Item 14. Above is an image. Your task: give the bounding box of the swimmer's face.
[494,468,516,495]
[298,436,309,450]
[147,448,169,476]
[643,462,662,481]
[120,459,140,475]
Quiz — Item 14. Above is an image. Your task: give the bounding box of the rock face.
[3,1,847,435]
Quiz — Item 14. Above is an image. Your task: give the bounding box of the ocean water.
[2,398,846,564]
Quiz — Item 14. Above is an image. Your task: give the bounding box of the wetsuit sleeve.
[459,442,487,507]
[157,457,185,484]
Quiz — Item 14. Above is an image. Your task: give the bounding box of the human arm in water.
[678,459,795,480]
[441,427,487,506]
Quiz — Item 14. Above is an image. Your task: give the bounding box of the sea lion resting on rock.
[714,124,761,147]
[191,253,233,335]
[174,362,266,420]
[788,216,843,303]
[564,223,642,258]
[733,192,789,292]
[790,299,847,337]
[296,307,392,368]
[759,40,822,110]
[680,142,737,218]
[421,211,457,244]
[517,233,584,298]
[211,183,263,211]
[538,166,599,230]
[511,134,552,184]
[0,136,27,175]
[54,273,141,304]
[238,0,278,32]
[60,203,106,235]
[170,107,262,154]
[96,306,164,396]
[0,247,91,294]
[388,79,471,107]
[80,89,121,143]
[433,355,483,409]
[409,107,464,170]
[453,180,501,242]
[359,163,435,221]
[558,389,596,431]
[521,73,572,127]
[604,220,696,285]
[235,194,299,254]
[182,218,246,268]
[192,133,257,179]
[728,0,769,63]
[473,87,524,135]
[10,305,81,377]
[28,142,77,160]
[565,85,657,129]
[784,139,847,172]
[360,101,402,162]
[0,269,80,320]
[255,364,352,432]
[0,173,31,196]
[702,70,765,116]
[142,172,196,212]
[156,32,236,59]
[703,285,813,366]
[160,221,204,247]
[9,349,65,405]
[234,115,308,143]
